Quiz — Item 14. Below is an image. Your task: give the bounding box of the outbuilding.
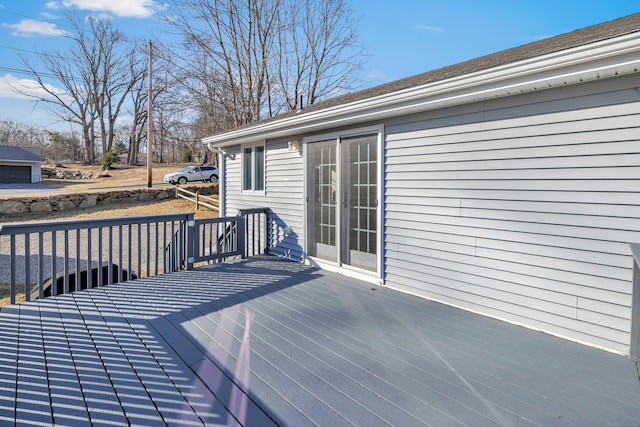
[204,14,640,358]
[0,146,42,183]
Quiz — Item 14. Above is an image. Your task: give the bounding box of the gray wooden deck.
[1,255,639,426]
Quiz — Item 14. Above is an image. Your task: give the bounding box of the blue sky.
[0,0,639,129]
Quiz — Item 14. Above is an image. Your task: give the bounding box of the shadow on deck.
[0,255,639,426]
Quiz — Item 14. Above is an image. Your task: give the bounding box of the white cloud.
[0,74,65,101]
[2,19,69,37]
[40,12,63,20]
[415,25,445,32]
[52,0,164,18]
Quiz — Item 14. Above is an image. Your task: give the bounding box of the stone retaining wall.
[0,185,217,216]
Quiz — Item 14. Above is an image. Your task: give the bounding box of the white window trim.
[241,142,266,194]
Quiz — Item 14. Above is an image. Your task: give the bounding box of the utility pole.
[147,40,153,187]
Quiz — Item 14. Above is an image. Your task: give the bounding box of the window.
[242,144,265,192]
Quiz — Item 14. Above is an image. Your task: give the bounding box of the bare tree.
[22,40,97,163]
[274,0,363,112]
[0,119,48,147]
[126,70,148,165]
[118,38,198,166]
[20,14,144,164]
[97,31,146,156]
[167,0,279,128]
[165,0,363,133]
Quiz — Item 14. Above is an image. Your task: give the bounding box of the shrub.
[181,149,193,163]
[102,149,119,170]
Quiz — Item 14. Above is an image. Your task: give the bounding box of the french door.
[307,133,378,272]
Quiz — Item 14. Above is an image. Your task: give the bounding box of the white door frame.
[303,125,384,283]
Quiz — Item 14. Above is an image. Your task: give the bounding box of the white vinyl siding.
[384,86,640,355]
[224,140,304,261]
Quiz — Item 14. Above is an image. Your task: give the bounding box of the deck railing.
[191,208,269,264]
[0,209,269,305]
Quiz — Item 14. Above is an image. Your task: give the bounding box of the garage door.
[0,165,31,183]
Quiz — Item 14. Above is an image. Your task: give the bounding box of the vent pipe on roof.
[297,95,303,113]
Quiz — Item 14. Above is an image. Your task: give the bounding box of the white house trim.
[302,125,385,281]
[204,32,640,149]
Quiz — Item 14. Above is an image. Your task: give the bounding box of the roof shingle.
[248,13,640,128]
[0,146,41,163]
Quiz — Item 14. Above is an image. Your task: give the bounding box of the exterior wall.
[31,162,41,182]
[223,139,305,261]
[384,77,640,355]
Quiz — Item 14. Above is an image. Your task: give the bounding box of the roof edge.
[205,29,640,148]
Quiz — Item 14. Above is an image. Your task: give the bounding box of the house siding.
[223,140,305,261]
[384,79,640,354]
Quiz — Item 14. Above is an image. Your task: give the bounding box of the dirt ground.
[0,163,219,223]
[33,163,184,193]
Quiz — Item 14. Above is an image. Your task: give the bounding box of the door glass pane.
[307,140,337,261]
[341,134,377,271]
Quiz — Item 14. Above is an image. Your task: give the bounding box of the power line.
[0,44,41,56]
[0,66,60,80]
[0,43,76,65]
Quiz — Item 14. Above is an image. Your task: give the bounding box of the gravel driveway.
[0,183,62,196]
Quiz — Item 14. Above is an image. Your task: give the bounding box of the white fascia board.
[204,32,640,149]
[0,159,40,165]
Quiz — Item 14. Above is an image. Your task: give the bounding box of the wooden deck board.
[237,288,517,426]
[0,255,639,426]
[240,270,539,426]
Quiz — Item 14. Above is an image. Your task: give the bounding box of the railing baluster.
[98,227,103,287]
[162,221,167,274]
[136,224,141,279]
[87,228,93,289]
[145,223,150,278]
[10,234,16,305]
[118,225,123,282]
[38,232,43,299]
[108,226,113,285]
[75,229,80,292]
[127,224,132,281]
[201,223,206,259]
[216,222,222,260]
[253,213,257,256]
[170,221,175,272]
[63,230,69,294]
[24,234,30,302]
[154,222,159,275]
[51,231,57,296]
[174,222,185,271]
